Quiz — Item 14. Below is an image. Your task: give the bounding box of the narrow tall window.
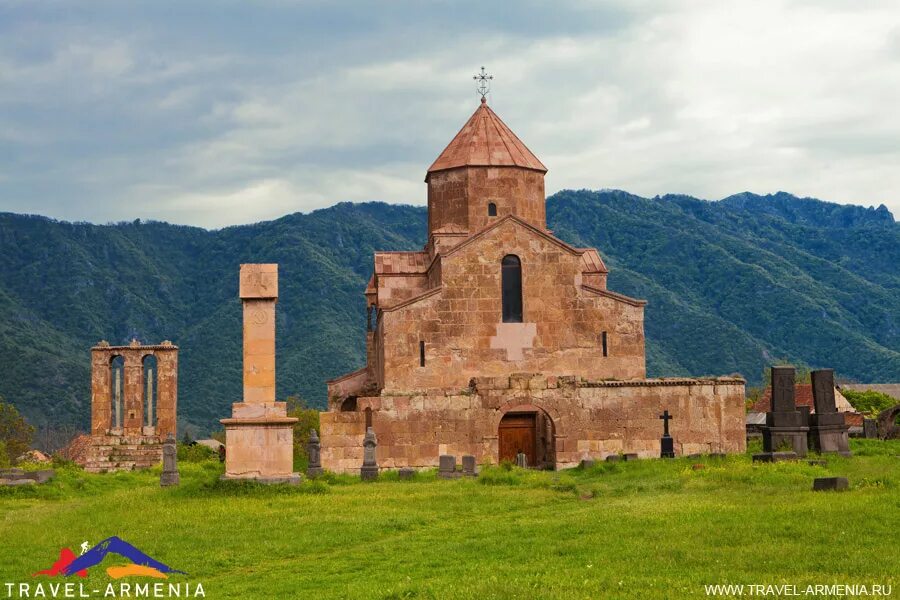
[365,407,373,429]
[601,331,608,357]
[488,202,497,216]
[419,340,426,367]
[502,255,523,323]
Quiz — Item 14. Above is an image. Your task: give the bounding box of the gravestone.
[813,477,848,492]
[306,430,323,478]
[398,467,415,480]
[461,455,477,477]
[752,451,798,463]
[622,453,639,461]
[758,365,808,458]
[863,419,877,439]
[659,409,675,458]
[808,369,851,456]
[580,458,595,469]
[0,469,55,486]
[515,451,528,468]
[160,433,180,487]
[360,427,378,481]
[438,455,458,479]
[605,455,621,462]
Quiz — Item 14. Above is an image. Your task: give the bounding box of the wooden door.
[499,413,536,466]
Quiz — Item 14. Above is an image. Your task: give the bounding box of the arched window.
[109,355,125,431]
[488,202,497,217]
[501,255,523,323]
[143,354,158,429]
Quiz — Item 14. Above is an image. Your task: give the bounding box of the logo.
[33,536,185,580]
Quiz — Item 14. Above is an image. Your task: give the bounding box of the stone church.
[320,98,745,472]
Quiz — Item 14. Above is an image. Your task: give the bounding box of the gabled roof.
[442,214,581,259]
[427,99,547,176]
[579,248,608,274]
[374,251,429,275]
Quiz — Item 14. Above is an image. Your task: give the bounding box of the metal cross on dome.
[474,66,493,100]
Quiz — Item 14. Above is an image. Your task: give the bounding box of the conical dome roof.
[427,99,547,176]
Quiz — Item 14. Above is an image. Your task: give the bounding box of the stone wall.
[426,167,546,246]
[374,218,646,393]
[320,373,746,473]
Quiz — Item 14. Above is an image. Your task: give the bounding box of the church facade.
[320,98,745,472]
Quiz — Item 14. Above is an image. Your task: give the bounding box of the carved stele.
[221,264,300,484]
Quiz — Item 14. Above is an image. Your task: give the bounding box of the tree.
[0,398,35,463]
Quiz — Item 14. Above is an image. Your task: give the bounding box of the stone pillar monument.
[760,365,808,457]
[220,264,300,484]
[809,369,851,456]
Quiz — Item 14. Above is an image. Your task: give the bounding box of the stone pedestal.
[221,264,299,484]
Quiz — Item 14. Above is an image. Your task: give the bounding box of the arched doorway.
[498,406,555,469]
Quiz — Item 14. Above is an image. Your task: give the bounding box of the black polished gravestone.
[760,366,808,458]
[809,369,851,456]
[659,410,675,458]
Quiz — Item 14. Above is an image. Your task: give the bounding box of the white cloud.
[0,1,897,227]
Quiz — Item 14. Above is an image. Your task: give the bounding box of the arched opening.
[109,355,125,432]
[498,406,555,469]
[142,354,158,431]
[340,396,358,412]
[487,202,497,217]
[365,407,373,429]
[501,255,523,323]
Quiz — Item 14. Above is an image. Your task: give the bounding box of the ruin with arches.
[83,339,178,472]
[319,96,747,472]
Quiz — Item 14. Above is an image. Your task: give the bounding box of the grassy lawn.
[2,440,898,599]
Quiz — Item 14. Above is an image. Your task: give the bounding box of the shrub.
[177,443,218,462]
[842,389,898,417]
[0,441,9,469]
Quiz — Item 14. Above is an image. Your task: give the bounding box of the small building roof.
[578,248,608,274]
[374,252,430,275]
[427,99,547,176]
[751,383,863,426]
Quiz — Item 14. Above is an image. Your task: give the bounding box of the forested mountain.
[1,190,897,435]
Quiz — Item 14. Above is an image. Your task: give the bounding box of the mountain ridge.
[0,190,897,435]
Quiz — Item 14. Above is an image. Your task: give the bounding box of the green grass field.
[2,440,898,599]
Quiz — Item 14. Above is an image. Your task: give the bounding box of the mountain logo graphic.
[33,537,185,579]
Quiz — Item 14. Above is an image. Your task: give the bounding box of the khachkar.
[760,365,808,458]
[809,369,852,456]
[220,264,300,484]
[85,339,178,473]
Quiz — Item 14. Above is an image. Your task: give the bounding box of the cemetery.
[1,438,897,598]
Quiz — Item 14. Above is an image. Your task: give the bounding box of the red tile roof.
[579,248,608,274]
[752,384,864,426]
[427,99,547,175]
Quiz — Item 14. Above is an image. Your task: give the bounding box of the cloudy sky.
[1,1,898,228]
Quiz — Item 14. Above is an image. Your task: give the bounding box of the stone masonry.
[85,339,178,473]
[220,264,299,483]
[321,96,747,472]
[321,373,745,472]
